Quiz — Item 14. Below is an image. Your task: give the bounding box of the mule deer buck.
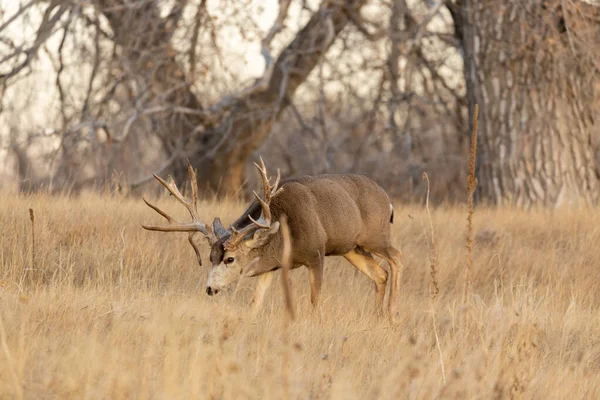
[141,158,404,318]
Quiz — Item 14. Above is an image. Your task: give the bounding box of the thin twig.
[28,208,35,277]
[464,104,479,303]
[0,0,36,34]
[118,227,126,288]
[432,307,446,385]
[261,0,292,83]
[422,172,439,301]
[421,172,445,385]
[55,10,72,128]
[1,2,68,84]
[210,0,292,114]
[81,14,101,117]
[188,0,207,85]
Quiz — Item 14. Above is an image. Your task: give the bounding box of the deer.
[141,158,404,319]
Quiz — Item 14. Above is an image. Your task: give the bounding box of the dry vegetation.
[1,190,600,399]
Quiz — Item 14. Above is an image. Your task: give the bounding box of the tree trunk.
[98,0,367,198]
[458,0,600,207]
[186,0,368,197]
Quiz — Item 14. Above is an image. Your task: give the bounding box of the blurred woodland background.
[1,0,599,207]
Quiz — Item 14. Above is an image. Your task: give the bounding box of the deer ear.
[244,222,280,249]
[242,257,261,277]
[213,217,229,239]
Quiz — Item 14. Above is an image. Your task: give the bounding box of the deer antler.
[224,157,283,250]
[142,159,218,265]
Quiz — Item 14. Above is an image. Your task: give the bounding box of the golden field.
[1,190,600,399]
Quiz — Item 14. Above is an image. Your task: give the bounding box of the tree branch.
[1,2,68,85]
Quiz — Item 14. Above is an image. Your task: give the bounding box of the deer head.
[205,158,283,294]
[141,158,283,295]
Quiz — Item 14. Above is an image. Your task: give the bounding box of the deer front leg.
[308,252,324,307]
[251,271,275,316]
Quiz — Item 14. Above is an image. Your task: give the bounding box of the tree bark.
[186,0,368,197]
[458,0,600,207]
[97,0,367,198]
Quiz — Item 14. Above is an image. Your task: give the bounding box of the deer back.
[268,173,393,261]
[211,173,392,271]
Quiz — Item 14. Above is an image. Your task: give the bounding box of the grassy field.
[1,190,600,399]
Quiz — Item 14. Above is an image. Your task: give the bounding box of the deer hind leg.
[251,270,275,317]
[370,246,404,323]
[308,252,325,307]
[343,248,388,310]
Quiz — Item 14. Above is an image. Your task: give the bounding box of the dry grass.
[1,191,600,399]
[464,104,479,302]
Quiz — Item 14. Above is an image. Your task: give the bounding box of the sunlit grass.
[1,191,600,398]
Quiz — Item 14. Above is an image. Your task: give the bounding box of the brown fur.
[213,173,404,316]
[142,161,404,319]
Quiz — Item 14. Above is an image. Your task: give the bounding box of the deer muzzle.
[206,286,219,296]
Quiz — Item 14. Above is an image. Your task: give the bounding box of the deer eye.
[225,257,235,264]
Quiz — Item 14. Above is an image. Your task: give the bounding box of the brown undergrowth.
[1,191,600,398]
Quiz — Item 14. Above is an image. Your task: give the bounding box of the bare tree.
[453,0,600,207]
[78,0,373,196]
[1,0,466,202]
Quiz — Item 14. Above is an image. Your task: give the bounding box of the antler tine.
[142,169,218,245]
[223,193,271,250]
[141,192,209,234]
[152,173,195,219]
[152,173,182,200]
[253,157,271,202]
[253,157,284,201]
[224,223,257,250]
[248,191,272,228]
[188,233,203,266]
[224,157,283,250]
[258,155,267,175]
[141,220,211,233]
[142,196,176,223]
[225,159,279,250]
[271,168,283,198]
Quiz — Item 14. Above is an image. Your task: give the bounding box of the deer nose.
[206,287,219,296]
